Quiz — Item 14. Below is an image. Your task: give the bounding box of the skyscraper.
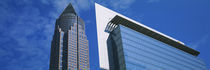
[95,3,207,70]
[50,3,89,70]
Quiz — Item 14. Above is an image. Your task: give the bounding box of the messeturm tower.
[50,3,89,70]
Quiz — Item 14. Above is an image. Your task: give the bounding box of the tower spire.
[50,2,89,70]
[61,3,77,15]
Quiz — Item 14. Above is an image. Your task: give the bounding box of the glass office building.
[50,3,89,70]
[95,3,207,70]
[107,16,207,70]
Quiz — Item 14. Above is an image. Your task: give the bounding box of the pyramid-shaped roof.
[61,3,77,15]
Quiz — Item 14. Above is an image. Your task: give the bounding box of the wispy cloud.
[190,34,210,49]
[96,0,136,10]
[96,0,160,10]
[147,0,160,3]
[0,0,94,69]
[110,0,136,10]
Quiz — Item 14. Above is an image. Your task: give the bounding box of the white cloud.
[0,0,54,70]
[0,0,94,70]
[76,0,92,11]
[96,0,160,10]
[110,0,136,10]
[96,0,136,10]
[52,0,70,12]
[190,34,210,49]
[147,0,160,3]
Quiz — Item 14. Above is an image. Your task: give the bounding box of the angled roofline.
[60,3,77,16]
[95,3,199,70]
[109,15,200,56]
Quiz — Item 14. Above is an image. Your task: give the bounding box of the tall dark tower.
[50,3,89,70]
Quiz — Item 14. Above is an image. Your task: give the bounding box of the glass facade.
[107,25,207,70]
[50,3,89,70]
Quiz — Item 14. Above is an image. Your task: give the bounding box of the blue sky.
[0,0,210,70]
